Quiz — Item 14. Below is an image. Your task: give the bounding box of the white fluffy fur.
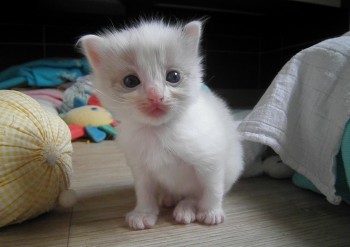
[79,20,243,230]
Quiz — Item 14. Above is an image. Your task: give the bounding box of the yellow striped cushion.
[0,90,73,227]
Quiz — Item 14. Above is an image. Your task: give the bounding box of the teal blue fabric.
[201,83,211,92]
[338,120,350,203]
[292,119,350,204]
[336,154,350,204]
[292,172,321,195]
[0,58,91,89]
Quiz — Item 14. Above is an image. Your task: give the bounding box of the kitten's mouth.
[138,104,169,118]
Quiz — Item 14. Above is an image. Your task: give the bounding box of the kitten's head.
[79,20,204,126]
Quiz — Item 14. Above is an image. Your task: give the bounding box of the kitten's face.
[80,21,203,126]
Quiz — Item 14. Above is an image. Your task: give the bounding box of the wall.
[0,0,348,97]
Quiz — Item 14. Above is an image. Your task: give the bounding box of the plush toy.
[242,141,294,179]
[261,155,294,179]
[0,90,76,228]
[60,94,118,143]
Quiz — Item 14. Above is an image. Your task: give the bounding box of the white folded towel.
[238,33,350,204]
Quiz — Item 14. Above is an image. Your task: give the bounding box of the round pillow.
[0,90,74,227]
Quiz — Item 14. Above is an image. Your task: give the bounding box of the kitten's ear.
[78,35,104,71]
[183,21,202,52]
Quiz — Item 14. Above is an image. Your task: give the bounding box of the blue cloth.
[0,58,91,89]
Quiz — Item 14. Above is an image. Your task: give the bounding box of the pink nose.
[148,88,163,104]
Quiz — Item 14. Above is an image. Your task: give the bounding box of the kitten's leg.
[195,169,225,225]
[173,198,197,224]
[126,170,159,230]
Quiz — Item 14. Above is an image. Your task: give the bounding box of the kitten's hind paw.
[126,211,157,230]
[173,199,196,224]
[196,208,225,225]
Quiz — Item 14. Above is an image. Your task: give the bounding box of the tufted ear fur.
[183,21,202,54]
[78,35,104,71]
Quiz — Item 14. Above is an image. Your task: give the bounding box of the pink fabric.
[22,89,63,106]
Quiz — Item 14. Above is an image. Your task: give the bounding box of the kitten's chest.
[128,128,198,194]
[120,123,200,195]
[120,125,180,167]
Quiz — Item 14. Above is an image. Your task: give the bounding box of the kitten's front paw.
[196,208,225,225]
[126,211,157,230]
[173,199,196,224]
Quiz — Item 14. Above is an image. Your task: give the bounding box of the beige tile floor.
[1,141,350,247]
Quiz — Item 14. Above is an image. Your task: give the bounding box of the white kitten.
[79,19,243,230]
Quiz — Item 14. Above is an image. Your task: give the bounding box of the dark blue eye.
[166,71,181,84]
[123,75,141,88]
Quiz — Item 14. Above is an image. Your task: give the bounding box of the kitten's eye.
[166,71,181,85]
[123,75,141,88]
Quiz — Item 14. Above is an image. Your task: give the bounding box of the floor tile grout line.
[66,207,74,247]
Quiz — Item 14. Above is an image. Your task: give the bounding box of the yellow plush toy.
[61,104,118,142]
[63,105,113,126]
[0,90,76,228]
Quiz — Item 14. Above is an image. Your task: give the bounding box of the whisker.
[94,88,129,104]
